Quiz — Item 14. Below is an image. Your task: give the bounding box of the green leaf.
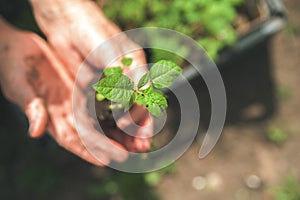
[93,74,134,104]
[150,60,182,88]
[148,104,162,117]
[103,67,122,76]
[121,57,133,67]
[137,72,150,88]
[144,172,162,186]
[96,93,105,101]
[123,93,136,112]
[136,86,167,117]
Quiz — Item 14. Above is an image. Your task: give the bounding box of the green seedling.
[93,58,182,117]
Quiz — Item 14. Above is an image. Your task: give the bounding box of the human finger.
[134,115,153,151]
[48,35,83,78]
[116,105,148,130]
[48,117,108,166]
[2,77,48,138]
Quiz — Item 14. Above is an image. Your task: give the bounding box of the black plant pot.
[170,0,287,89]
[170,0,287,126]
[217,0,287,66]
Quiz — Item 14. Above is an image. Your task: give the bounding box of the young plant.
[93,58,182,117]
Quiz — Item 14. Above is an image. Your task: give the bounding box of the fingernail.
[25,98,47,138]
[136,139,150,151]
[27,109,36,137]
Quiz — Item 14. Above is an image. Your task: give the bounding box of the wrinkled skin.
[30,0,147,83]
[0,0,153,166]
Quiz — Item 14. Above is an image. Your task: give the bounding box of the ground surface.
[0,0,299,200]
[156,0,300,199]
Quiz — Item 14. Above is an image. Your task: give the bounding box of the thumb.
[3,79,48,138]
[25,97,48,138]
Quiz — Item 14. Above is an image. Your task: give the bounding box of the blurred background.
[1,0,300,199]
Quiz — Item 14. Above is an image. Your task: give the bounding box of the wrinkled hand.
[30,0,147,82]
[30,0,153,151]
[0,22,151,166]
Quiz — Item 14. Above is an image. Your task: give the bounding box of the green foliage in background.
[276,84,292,101]
[98,0,244,60]
[267,126,289,145]
[86,171,160,200]
[86,164,175,200]
[273,177,300,200]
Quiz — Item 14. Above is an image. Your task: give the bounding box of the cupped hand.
[0,23,149,166]
[30,0,154,152]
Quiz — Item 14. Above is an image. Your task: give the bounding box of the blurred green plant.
[284,22,298,38]
[276,84,292,101]
[98,0,244,60]
[266,126,289,145]
[144,163,176,186]
[86,164,175,200]
[273,176,300,200]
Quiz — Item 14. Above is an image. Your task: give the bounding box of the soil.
[0,0,299,199]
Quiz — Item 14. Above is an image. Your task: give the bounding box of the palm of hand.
[1,33,152,165]
[33,1,154,152]
[1,32,130,165]
[1,1,154,166]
